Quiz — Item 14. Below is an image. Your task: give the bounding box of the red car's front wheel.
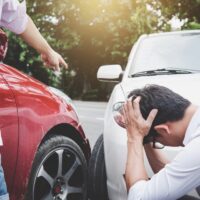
[26,135,87,200]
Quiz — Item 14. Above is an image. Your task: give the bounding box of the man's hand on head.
[123,96,158,143]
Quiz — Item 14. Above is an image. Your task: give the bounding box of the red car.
[0,31,90,200]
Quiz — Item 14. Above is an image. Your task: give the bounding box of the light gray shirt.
[0,0,28,34]
[128,107,200,200]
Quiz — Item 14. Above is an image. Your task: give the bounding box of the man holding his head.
[124,84,200,200]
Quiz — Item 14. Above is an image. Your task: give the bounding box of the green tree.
[143,0,200,29]
[6,0,199,100]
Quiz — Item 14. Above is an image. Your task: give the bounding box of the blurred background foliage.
[4,0,200,100]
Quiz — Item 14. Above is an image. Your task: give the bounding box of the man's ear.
[154,124,171,135]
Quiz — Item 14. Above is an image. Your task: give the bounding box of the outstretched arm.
[0,0,67,70]
[19,16,68,71]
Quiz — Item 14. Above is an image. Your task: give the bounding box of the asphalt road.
[73,100,108,149]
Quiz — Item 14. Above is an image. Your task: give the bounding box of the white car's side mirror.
[97,65,123,82]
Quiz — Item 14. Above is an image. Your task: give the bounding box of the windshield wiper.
[130,68,195,78]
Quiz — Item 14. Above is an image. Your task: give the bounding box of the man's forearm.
[19,16,52,54]
[123,97,158,191]
[144,144,169,173]
[125,138,148,191]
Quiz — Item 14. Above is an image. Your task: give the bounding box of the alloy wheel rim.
[33,147,85,200]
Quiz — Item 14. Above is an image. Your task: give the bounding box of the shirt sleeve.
[128,137,200,200]
[0,0,28,34]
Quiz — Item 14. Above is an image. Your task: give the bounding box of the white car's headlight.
[112,101,126,128]
[113,101,164,149]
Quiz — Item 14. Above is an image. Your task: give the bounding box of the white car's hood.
[121,73,200,105]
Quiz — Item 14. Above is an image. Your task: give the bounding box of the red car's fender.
[0,64,90,199]
[0,74,19,194]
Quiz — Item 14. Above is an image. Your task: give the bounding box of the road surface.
[73,100,107,149]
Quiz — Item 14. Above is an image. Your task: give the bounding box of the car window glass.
[129,33,200,75]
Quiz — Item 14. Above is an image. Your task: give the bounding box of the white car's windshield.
[129,32,200,75]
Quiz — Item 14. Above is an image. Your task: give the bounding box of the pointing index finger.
[60,56,68,69]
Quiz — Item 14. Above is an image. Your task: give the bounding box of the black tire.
[26,135,88,200]
[88,134,109,200]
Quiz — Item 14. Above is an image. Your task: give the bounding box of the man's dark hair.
[128,84,191,138]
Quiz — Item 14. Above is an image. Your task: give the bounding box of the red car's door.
[0,75,19,194]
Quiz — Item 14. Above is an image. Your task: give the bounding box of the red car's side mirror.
[0,29,8,62]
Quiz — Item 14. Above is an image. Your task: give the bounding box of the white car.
[88,30,200,200]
